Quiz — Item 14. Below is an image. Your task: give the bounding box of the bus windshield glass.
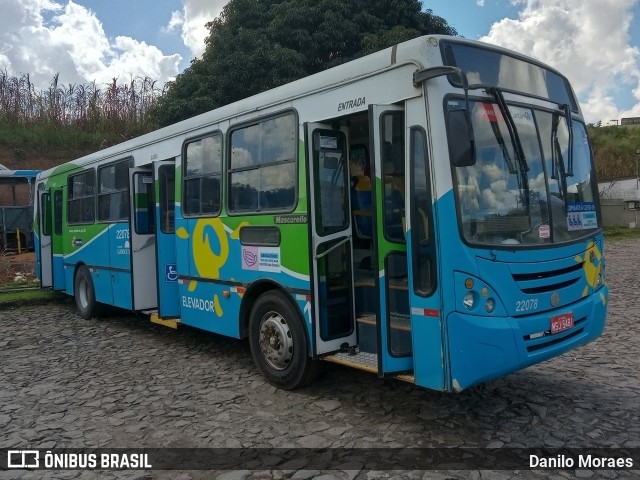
[449,99,600,246]
[443,42,577,109]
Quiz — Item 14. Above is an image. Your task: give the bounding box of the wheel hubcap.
[258,311,293,370]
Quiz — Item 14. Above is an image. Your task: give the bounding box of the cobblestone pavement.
[1,240,639,480]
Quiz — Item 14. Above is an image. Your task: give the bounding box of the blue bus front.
[423,40,608,391]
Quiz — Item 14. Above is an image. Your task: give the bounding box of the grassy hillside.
[588,125,640,181]
[0,70,637,177]
[0,73,162,171]
[4,125,637,176]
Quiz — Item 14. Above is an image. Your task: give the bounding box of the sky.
[1,0,639,125]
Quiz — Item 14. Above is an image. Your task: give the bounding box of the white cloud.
[477,0,486,6]
[0,0,181,89]
[168,0,228,60]
[481,0,640,123]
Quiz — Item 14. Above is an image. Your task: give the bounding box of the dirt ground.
[0,251,36,284]
[0,144,89,171]
[1,143,77,285]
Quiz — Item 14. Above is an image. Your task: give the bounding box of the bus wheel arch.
[244,284,319,389]
[239,281,301,338]
[73,264,102,319]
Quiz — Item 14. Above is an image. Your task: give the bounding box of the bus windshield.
[442,41,577,109]
[449,98,600,246]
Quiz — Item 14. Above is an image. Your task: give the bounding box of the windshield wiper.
[486,106,517,175]
[562,104,574,177]
[486,87,530,212]
[551,111,569,203]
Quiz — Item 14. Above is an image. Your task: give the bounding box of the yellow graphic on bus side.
[176,218,230,293]
[213,294,223,317]
[575,241,603,298]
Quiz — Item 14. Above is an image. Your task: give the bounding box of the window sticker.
[320,135,338,150]
[480,103,500,123]
[567,202,597,231]
[510,107,535,126]
[241,246,281,272]
[539,224,550,238]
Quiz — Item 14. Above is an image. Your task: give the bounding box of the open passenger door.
[153,160,179,318]
[129,168,157,310]
[369,104,414,375]
[306,123,357,355]
[37,188,52,288]
[51,187,66,291]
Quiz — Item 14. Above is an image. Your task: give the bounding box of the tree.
[151,0,456,126]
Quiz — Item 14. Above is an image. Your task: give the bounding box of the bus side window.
[228,113,297,213]
[183,134,222,217]
[68,170,95,225]
[98,160,130,222]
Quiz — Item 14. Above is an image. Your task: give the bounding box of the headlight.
[456,273,505,315]
[463,292,475,310]
[485,298,495,313]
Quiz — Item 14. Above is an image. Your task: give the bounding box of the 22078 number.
[516,299,539,312]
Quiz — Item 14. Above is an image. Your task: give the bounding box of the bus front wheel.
[74,265,101,319]
[249,291,319,390]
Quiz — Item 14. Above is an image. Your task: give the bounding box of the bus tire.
[74,265,101,319]
[249,290,319,390]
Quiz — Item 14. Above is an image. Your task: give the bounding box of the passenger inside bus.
[349,146,373,246]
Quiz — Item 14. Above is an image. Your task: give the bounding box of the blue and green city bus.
[34,35,607,391]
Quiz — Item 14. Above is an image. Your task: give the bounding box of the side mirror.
[446,109,476,167]
[414,66,476,168]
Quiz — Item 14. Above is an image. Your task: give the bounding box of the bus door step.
[148,311,180,329]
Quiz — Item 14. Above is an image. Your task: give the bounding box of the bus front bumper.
[445,286,608,392]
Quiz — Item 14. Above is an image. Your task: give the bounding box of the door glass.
[159,166,175,233]
[411,127,436,296]
[317,238,354,341]
[53,190,62,236]
[381,112,405,242]
[41,193,52,236]
[386,252,411,356]
[134,173,155,235]
[313,131,349,235]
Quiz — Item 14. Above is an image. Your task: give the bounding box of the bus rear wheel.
[249,290,319,390]
[74,265,101,319]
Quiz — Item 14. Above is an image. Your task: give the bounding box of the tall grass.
[588,125,640,181]
[0,71,167,151]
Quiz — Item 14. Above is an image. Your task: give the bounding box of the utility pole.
[636,149,640,193]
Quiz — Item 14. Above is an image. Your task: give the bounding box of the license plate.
[550,313,574,334]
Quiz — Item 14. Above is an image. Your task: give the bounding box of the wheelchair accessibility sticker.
[165,264,178,282]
